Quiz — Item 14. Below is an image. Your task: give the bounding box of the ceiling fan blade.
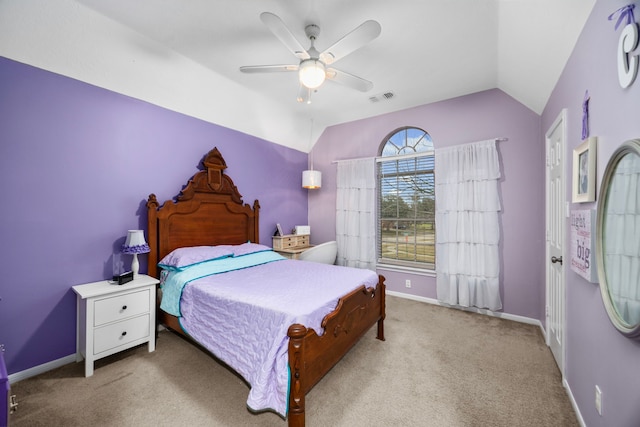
[319,20,381,65]
[326,68,374,92]
[240,64,298,73]
[260,12,310,60]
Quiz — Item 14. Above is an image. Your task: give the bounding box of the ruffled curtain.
[435,140,502,311]
[604,153,640,325]
[336,158,376,270]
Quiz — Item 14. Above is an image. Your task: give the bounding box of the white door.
[545,110,566,375]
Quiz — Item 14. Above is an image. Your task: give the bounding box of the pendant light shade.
[302,169,322,189]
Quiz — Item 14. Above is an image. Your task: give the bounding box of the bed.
[146,147,386,427]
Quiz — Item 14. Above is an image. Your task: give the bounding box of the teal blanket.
[160,250,285,316]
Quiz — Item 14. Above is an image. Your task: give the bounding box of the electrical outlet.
[595,385,602,415]
[405,279,411,288]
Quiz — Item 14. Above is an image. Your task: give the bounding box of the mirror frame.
[596,138,640,338]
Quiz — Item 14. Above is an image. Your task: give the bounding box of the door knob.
[551,256,563,265]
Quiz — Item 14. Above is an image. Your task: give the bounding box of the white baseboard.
[8,354,76,384]
[386,290,544,331]
[10,326,167,383]
[563,378,586,427]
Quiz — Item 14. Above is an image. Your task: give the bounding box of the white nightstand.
[72,274,159,377]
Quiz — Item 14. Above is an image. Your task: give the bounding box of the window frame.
[376,127,435,272]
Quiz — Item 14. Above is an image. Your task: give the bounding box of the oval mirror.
[596,139,640,337]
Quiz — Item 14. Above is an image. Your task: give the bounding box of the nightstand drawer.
[94,314,150,355]
[94,289,150,327]
[272,234,309,250]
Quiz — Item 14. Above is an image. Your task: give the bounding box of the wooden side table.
[72,274,159,377]
[273,234,311,259]
[272,234,309,250]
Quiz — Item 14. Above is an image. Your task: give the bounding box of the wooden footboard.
[287,275,386,427]
[157,275,386,427]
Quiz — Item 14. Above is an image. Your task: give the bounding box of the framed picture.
[572,136,597,203]
[275,223,284,236]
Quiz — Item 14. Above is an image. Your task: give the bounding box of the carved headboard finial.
[203,147,227,191]
[176,147,243,203]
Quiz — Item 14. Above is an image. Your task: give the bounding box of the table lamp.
[121,230,150,277]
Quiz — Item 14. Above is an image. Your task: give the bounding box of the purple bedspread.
[178,259,378,417]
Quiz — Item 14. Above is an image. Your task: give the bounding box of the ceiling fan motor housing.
[305,24,321,41]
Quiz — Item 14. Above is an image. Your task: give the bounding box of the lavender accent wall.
[0,57,308,375]
[309,89,544,319]
[542,1,640,426]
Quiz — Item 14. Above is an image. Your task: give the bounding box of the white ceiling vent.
[369,91,395,103]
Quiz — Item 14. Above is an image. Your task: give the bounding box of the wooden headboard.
[146,147,260,278]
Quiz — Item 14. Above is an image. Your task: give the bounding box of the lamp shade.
[302,170,322,189]
[121,230,150,254]
[299,59,326,89]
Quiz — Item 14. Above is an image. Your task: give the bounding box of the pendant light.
[302,119,321,189]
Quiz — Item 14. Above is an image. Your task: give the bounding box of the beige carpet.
[10,296,578,426]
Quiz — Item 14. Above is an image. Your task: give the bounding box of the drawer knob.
[122,305,127,310]
[121,331,127,336]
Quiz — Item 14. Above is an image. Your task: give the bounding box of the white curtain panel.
[604,153,640,325]
[435,140,503,311]
[336,158,376,270]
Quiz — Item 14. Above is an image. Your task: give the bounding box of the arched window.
[377,127,435,269]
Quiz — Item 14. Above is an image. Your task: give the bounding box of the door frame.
[545,109,567,376]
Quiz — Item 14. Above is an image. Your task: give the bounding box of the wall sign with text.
[570,209,598,283]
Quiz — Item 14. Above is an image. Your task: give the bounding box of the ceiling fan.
[240,12,382,104]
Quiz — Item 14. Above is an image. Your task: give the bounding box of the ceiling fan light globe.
[299,59,326,89]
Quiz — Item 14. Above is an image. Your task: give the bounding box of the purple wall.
[309,88,544,319]
[0,57,308,375]
[542,1,640,426]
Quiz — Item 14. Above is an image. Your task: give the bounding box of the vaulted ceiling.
[1,0,596,152]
